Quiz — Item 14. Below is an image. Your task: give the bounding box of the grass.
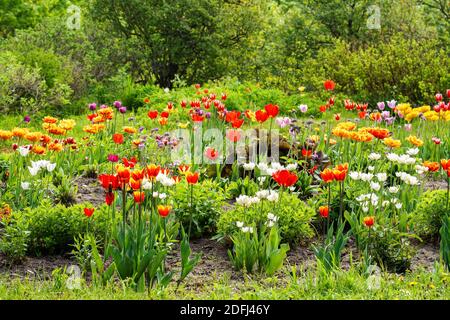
[0,265,449,300]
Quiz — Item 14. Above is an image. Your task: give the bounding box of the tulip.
[255,110,269,123]
[23,115,31,123]
[264,104,279,118]
[113,133,124,144]
[148,110,158,119]
[133,191,145,204]
[436,93,443,102]
[108,154,119,163]
[84,208,95,218]
[157,205,172,218]
[299,104,308,113]
[205,147,219,161]
[320,168,334,183]
[272,170,298,187]
[114,101,122,108]
[105,192,115,206]
[319,206,329,218]
[323,80,335,91]
[186,171,199,184]
[363,216,375,228]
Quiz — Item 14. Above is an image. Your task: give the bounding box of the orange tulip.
[319,206,329,218]
[363,216,375,228]
[320,168,334,183]
[186,171,199,184]
[133,191,145,204]
[157,205,172,218]
[129,178,141,190]
[441,159,450,171]
[116,165,131,184]
[423,161,440,172]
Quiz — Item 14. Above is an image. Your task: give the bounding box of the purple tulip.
[119,106,127,114]
[377,102,385,111]
[381,111,390,119]
[139,126,145,133]
[205,112,211,119]
[384,117,395,125]
[299,104,308,113]
[89,103,97,111]
[114,101,122,108]
[387,100,397,109]
[100,104,107,109]
[404,124,412,131]
[107,154,119,162]
[23,115,31,123]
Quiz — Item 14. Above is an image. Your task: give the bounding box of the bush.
[170,179,226,238]
[0,218,29,264]
[0,50,72,114]
[301,35,450,105]
[412,190,449,238]
[4,201,109,256]
[217,193,315,243]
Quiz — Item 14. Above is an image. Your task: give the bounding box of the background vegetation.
[1,0,449,115]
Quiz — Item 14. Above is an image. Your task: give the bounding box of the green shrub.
[369,225,415,274]
[217,193,315,243]
[301,35,450,105]
[412,190,449,238]
[170,179,226,238]
[0,218,29,264]
[7,201,109,256]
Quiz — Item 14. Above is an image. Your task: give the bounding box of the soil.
[75,177,104,207]
[0,237,440,287]
[424,178,448,191]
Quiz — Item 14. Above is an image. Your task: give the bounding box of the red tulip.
[98,174,119,190]
[319,206,329,218]
[113,133,124,144]
[334,113,341,121]
[272,170,298,187]
[264,104,279,118]
[320,168,334,183]
[324,80,336,91]
[186,171,199,184]
[160,111,169,118]
[84,208,95,218]
[446,89,450,99]
[319,105,327,113]
[181,100,187,108]
[302,148,312,157]
[105,192,115,206]
[148,110,158,119]
[158,205,172,218]
[436,93,443,102]
[221,93,227,100]
[255,110,269,123]
[231,118,244,128]
[133,191,145,204]
[363,216,375,228]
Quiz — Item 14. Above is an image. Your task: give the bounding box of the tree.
[92,0,267,88]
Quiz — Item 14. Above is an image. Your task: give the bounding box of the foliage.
[217,193,315,243]
[7,201,109,256]
[412,190,449,238]
[440,214,450,271]
[301,36,450,105]
[0,218,29,263]
[312,222,349,272]
[228,224,289,275]
[171,179,226,238]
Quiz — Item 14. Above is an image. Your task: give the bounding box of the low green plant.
[228,223,289,275]
[226,176,259,199]
[440,215,450,271]
[9,201,109,256]
[0,218,29,264]
[171,179,226,238]
[412,190,448,238]
[312,222,349,272]
[217,192,315,243]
